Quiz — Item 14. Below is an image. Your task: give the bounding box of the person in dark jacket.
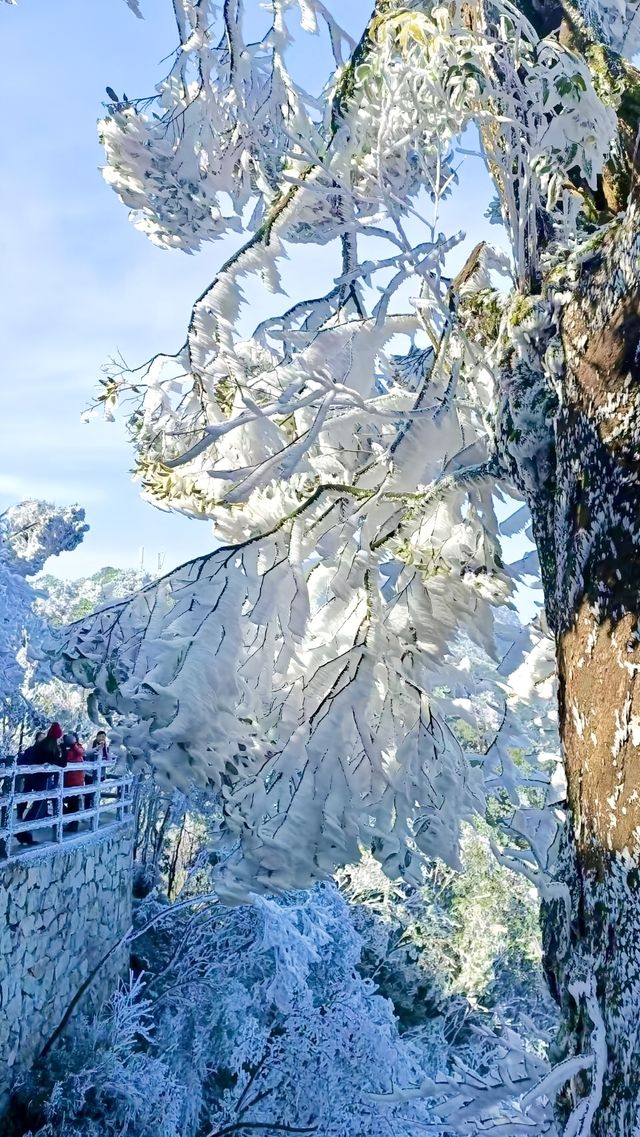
[17,723,66,845]
[16,730,45,818]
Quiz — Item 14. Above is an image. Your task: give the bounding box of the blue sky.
[0,0,499,580]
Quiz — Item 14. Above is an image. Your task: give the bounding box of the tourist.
[17,723,66,846]
[85,729,109,810]
[16,729,45,820]
[62,732,85,833]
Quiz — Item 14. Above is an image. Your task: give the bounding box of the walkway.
[0,757,135,862]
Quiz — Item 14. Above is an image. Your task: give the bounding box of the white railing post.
[7,757,16,854]
[94,749,103,832]
[56,766,64,845]
[117,759,125,824]
[90,755,96,830]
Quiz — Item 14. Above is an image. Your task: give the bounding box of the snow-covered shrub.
[23,977,187,1137]
[27,886,435,1137]
[26,867,560,1137]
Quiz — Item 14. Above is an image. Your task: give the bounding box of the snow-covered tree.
[29,565,149,739]
[0,500,87,748]
[37,567,150,629]
[24,0,640,1127]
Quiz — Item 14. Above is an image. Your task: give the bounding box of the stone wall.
[0,824,133,1113]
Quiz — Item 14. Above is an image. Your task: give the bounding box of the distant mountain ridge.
[36,566,151,627]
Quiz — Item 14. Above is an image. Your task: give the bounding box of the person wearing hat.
[17,723,66,846]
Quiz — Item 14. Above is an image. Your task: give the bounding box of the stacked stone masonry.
[0,825,133,1113]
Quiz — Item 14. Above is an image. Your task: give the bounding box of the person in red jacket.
[62,732,85,833]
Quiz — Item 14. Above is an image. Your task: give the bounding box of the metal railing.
[0,754,134,862]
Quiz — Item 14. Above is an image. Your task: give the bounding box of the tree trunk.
[534,200,640,1132]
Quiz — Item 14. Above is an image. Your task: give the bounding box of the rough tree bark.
[536,201,640,1132]
[473,0,640,1122]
